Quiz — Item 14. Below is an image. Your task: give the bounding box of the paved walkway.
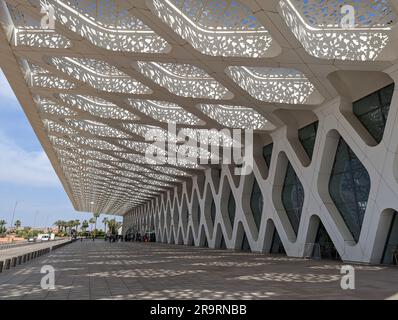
[0,241,397,300]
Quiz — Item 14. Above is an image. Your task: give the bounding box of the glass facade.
[329,138,371,242]
[382,212,398,265]
[184,210,188,224]
[270,228,286,254]
[196,203,200,223]
[314,222,340,260]
[353,83,394,143]
[210,198,216,225]
[263,143,273,168]
[228,190,236,228]
[203,235,208,248]
[241,233,251,252]
[282,163,305,235]
[250,178,263,230]
[298,121,318,160]
[220,234,227,249]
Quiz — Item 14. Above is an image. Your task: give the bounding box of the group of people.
[124,232,151,242]
[107,234,123,243]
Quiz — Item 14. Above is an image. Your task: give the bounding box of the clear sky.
[0,69,121,230]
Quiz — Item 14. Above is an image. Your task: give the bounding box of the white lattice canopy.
[1,0,397,215]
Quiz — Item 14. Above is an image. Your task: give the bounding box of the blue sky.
[0,69,121,230]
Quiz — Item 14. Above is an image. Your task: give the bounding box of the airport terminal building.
[1,0,398,265]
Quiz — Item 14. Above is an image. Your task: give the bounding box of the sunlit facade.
[1,0,398,265]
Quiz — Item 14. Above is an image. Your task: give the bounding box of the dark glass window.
[228,191,236,228]
[241,233,251,252]
[282,163,305,235]
[262,143,273,168]
[203,237,208,248]
[353,83,394,143]
[329,138,371,242]
[314,222,340,260]
[270,228,286,254]
[382,213,398,265]
[184,210,188,224]
[210,198,216,225]
[195,202,201,224]
[250,178,263,230]
[298,121,319,159]
[220,234,227,249]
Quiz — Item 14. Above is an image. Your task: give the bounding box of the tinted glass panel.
[382,213,398,265]
[197,203,200,222]
[353,83,394,143]
[298,121,318,159]
[329,138,371,242]
[210,198,216,225]
[241,232,251,252]
[282,163,305,235]
[228,191,236,228]
[250,178,263,230]
[315,222,340,260]
[270,228,286,254]
[262,143,273,168]
[220,234,227,249]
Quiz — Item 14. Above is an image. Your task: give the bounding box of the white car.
[40,235,50,241]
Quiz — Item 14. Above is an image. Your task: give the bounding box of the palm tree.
[74,220,80,232]
[14,220,21,230]
[53,220,63,233]
[0,220,7,235]
[81,220,89,234]
[68,220,76,234]
[102,217,108,234]
[59,220,67,233]
[107,219,121,235]
[89,218,95,233]
[93,213,100,237]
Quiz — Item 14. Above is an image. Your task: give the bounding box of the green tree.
[93,213,100,237]
[14,220,21,229]
[58,220,67,233]
[81,220,89,232]
[0,220,7,235]
[107,219,121,235]
[53,220,63,233]
[102,217,108,234]
[74,220,80,232]
[67,220,75,234]
[89,218,95,233]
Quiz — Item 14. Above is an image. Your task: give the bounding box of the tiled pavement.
[0,241,397,300]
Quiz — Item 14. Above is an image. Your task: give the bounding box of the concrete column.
[0,261,3,273]
[17,256,22,264]
[4,259,11,270]
[11,257,17,267]
[22,254,26,263]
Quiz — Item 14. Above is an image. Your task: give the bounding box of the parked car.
[40,235,50,242]
[28,237,36,243]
